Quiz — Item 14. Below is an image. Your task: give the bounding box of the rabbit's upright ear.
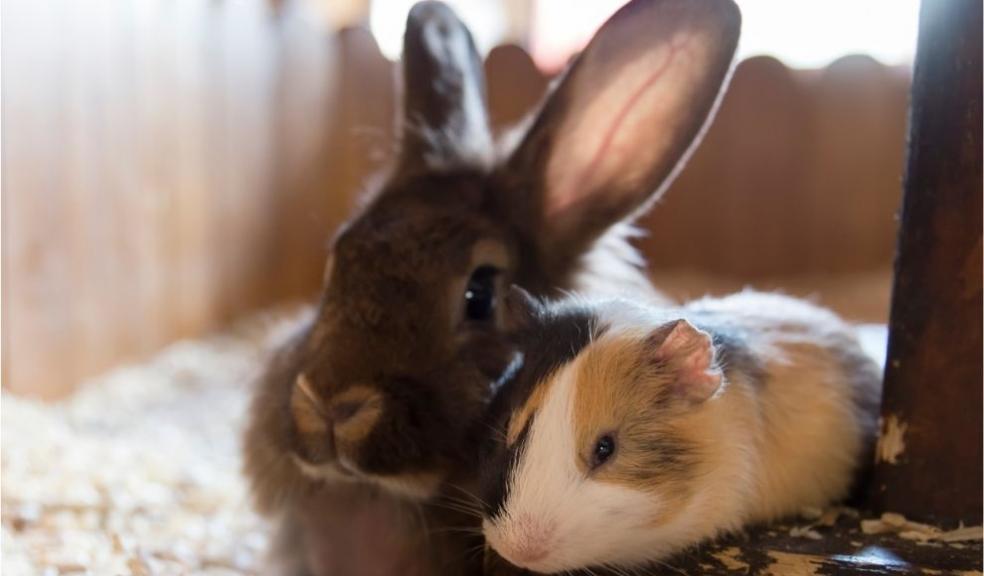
[398,1,492,173]
[505,0,740,261]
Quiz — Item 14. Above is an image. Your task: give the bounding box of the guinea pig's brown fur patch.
[571,333,700,504]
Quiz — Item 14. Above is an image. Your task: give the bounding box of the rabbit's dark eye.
[591,434,616,469]
[464,266,498,322]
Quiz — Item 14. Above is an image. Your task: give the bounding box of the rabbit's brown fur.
[243,0,741,574]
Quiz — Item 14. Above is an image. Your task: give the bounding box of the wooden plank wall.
[2,0,910,398]
[2,0,336,398]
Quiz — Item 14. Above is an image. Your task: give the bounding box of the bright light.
[369,0,920,69]
[529,0,624,71]
[735,0,920,68]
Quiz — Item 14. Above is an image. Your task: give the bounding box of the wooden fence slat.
[262,0,338,305]
[484,44,548,133]
[801,55,909,274]
[640,56,811,277]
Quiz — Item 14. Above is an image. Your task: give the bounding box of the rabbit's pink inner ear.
[539,0,740,233]
[545,36,694,218]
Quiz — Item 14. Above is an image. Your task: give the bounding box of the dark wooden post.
[869,0,982,524]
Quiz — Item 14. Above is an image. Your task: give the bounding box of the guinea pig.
[479,289,882,574]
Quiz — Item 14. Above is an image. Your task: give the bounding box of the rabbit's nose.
[330,399,365,424]
[329,386,384,445]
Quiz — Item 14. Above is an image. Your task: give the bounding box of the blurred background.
[2,0,917,399]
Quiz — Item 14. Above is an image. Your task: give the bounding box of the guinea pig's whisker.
[599,561,630,576]
[431,499,476,513]
[481,421,508,442]
[435,492,479,508]
[425,499,483,519]
[422,522,484,536]
[642,558,686,576]
[435,492,484,514]
[438,492,479,507]
[426,495,481,514]
[445,482,489,508]
[439,497,482,515]
[462,543,488,565]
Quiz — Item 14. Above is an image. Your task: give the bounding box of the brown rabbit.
[243,0,741,574]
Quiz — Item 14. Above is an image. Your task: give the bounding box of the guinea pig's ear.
[650,319,722,404]
[502,285,541,335]
[504,0,740,267]
[398,1,492,173]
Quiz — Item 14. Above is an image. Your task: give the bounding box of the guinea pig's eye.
[464,265,499,322]
[591,434,616,469]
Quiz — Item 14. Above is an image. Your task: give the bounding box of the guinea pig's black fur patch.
[479,299,605,519]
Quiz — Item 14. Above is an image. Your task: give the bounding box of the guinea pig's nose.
[490,514,556,569]
[511,542,549,566]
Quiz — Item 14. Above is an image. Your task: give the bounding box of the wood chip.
[937,526,984,543]
[789,526,824,540]
[858,512,982,545]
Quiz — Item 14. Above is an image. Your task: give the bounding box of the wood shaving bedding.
[2,308,309,576]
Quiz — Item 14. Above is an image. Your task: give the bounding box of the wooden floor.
[647,515,982,575]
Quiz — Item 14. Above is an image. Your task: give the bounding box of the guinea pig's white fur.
[483,291,881,573]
